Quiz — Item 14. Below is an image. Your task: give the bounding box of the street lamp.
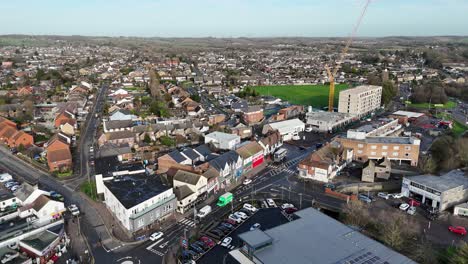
[299,193,303,209]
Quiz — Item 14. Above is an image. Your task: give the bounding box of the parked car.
[243,179,252,185]
[266,198,276,207]
[228,214,242,223]
[377,192,390,200]
[200,236,215,247]
[221,237,232,247]
[323,183,335,190]
[68,204,80,216]
[409,199,421,207]
[149,231,163,241]
[250,223,261,231]
[225,219,238,226]
[243,203,257,212]
[281,203,294,210]
[292,135,300,141]
[399,203,410,211]
[407,206,417,215]
[10,185,20,192]
[285,207,298,214]
[234,211,248,220]
[194,241,210,251]
[390,193,404,199]
[217,226,230,233]
[4,181,19,188]
[189,244,205,254]
[358,194,372,204]
[49,191,64,201]
[315,143,323,149]
[210,229,224,237]
[220,222,234,230]
[240,208,254,216]
[0,174,13,183]
[448,226,467,235]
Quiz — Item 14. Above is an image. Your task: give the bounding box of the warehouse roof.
[406,170,468,192]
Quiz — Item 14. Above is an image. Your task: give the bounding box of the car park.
[407,206,416,215]
[243,203,258,212]
[186,249,199,259]
[399,203,410,211]
[228,214,242,223]
[217,225,230,233]
[243,179,252,185]
[266,198,276,207]
[281,203,294,209]
[448,226,467,235]
[149,231,163,241]
[377,192,390,200]
[250,223,261,231]
[221,237,232,247]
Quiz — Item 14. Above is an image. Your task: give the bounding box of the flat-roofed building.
[230,208,416,264]
[402,170,468,211]
[305,111,355,132]
[337,136,420,166]
[338,85,382,117]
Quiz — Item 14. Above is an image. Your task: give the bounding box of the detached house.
[46,136,72,172]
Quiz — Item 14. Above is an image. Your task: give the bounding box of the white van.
[196,205,212,219]
[0,173,13,183]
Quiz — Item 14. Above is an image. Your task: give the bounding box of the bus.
[273,148,288,163]
[217,192,233,207]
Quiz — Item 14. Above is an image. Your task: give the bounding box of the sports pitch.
[252,84,348,108]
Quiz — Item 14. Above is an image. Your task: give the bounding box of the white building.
[173,170,208,213]
[96,172,176,233]
[305,112,356,132]
[338,85,382,117]
[401,170,468,211]
[262,118,305,141]
[204,131,241,150]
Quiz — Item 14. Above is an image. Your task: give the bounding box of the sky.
[1,0,468,37]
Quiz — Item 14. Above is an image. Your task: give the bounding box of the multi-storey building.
[338,85,382,117]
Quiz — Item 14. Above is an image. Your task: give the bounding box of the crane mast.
[327,0,371,112]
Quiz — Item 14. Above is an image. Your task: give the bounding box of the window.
[371,145,377,150]
[358,144,364,148]
[392,152,399,156]
[137,218,144,228]
[357,150,363,154]
[370,151,376,156]
[382,152,387,156]
[393,146,400,150]
[382,146,388,150]
[405,146,411,150]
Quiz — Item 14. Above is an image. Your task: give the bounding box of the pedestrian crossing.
[178,218,196,228]
[147,247,165,256]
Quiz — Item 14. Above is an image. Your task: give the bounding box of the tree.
[143,133,152,144]
[149,69,161,99]
[190,94,201,102]
[409,237,437,264]
[343,200,370,228]
[380,214,406,250]
[418,155,437,174]
[449,242,468,264]
[381,81,397,106]
[33,50,39,56]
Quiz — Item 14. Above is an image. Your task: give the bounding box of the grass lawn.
[80,180,98,201]
[251,84,348,108]
[55,171,73,178]
[407,100,457,109]
[123,86,145,91]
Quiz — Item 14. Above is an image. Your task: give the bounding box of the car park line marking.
[159,240,170,248]
[146,239,164,250]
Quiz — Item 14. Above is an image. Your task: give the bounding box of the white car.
[407,206,416,215]
[377,192,390,200]
[1,252,19,263]
[250,223,261,231]
[281,203,294,210]
[68,204,80,216]
[243,179,252,185]
[292,135,300,141]
[149,231,164,241]
[243,203,258,212]
[266,198,276,207]
[399,203,410,211]
[305,127,313,132]
[228,214,243,223]
[391,193,404,199]
[234,211,248,220]
[221,237,232,247]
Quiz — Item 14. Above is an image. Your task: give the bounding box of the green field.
[406,100,457,109]
[252,84,348,108]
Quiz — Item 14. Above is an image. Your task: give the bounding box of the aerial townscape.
[0,1,467,264]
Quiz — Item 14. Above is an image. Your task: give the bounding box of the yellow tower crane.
[327,0,372,112]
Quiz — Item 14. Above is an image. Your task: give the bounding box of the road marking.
[146,239,164,250]
[159,240,170,248]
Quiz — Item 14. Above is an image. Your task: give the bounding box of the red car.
[409,199,421,207]
[225,219,238,226]
[200,236,216,247]
[285,207,298,214]
[448,226,467,235]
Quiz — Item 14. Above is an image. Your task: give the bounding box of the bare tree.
[343,200,370,228]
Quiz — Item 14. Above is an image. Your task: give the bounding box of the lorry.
[196,205,212,218]
[217,192,233,207]
[273,148,287,163]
